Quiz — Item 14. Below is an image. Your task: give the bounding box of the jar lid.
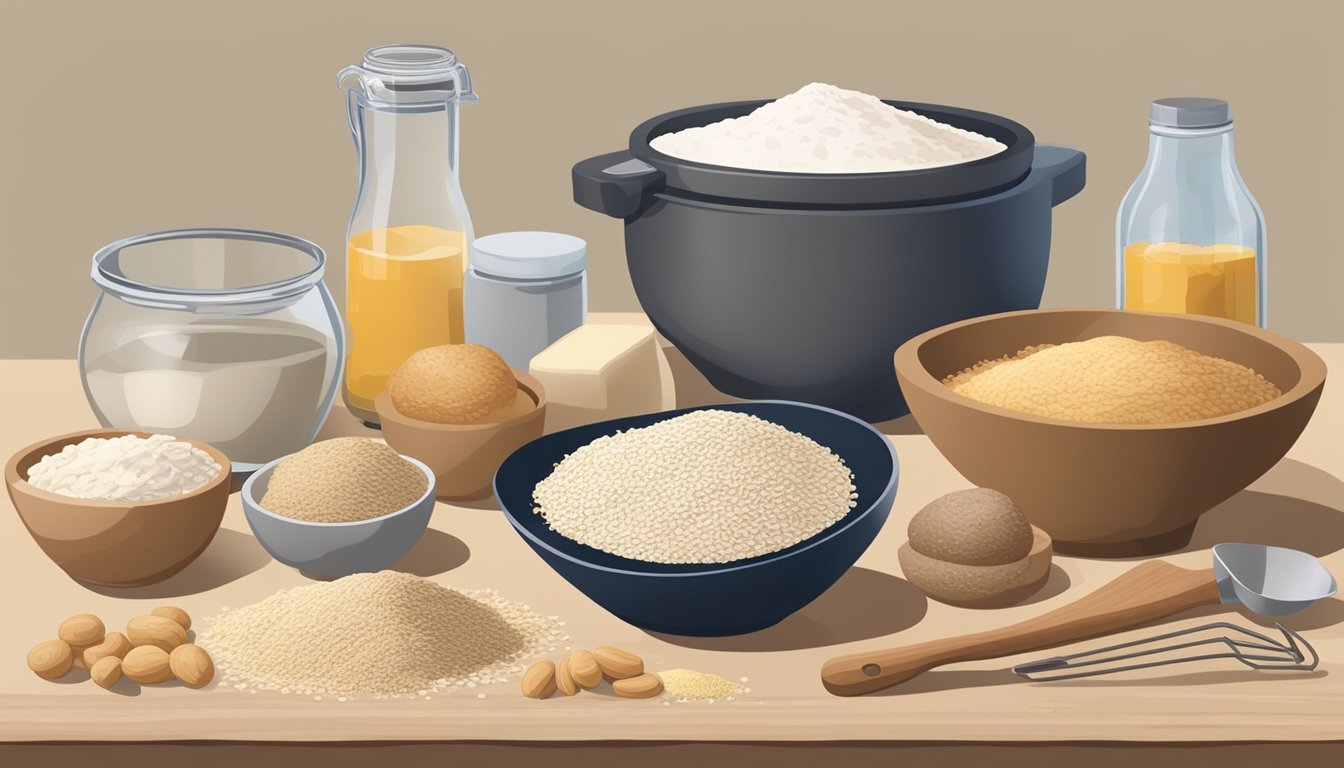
[472,232,587,279]
[1150,97,1231,129]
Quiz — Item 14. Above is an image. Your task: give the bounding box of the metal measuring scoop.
[821,544,1338,696]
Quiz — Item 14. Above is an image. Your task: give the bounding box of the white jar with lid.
[464,231,588,368]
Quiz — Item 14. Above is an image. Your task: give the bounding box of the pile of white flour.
[26,433,221,501]
[650,82,1007,174]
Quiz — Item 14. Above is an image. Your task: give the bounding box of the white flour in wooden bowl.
[650,82,1007,174]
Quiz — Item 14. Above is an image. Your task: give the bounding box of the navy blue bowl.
[494,401,899,636]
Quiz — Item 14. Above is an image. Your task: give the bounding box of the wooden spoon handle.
[821,560,1221,696]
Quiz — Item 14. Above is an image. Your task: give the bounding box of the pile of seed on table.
[943,335,1282,425]
[659,669,746,701]
[197,571,562,700]
[532,409,857,565]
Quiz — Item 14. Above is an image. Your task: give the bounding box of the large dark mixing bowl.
[574,100,1085,422]
[494,401,899,637]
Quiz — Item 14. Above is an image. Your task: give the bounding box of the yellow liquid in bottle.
[1124,242,1258,325]
[345,225,466,420]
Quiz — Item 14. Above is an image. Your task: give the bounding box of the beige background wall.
[1,0,1340,358]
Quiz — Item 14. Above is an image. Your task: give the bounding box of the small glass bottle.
[338,45,478,426]
[465,232,588,369]
[1117,98,1266,327]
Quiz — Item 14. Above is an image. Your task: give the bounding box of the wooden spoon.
[821,559,1221,696]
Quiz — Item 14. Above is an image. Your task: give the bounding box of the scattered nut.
[613,673,664,699]
[90,656,122,689]
[168,644,214,688]
[151,606,192,631]
[593,646,644,680]
[26,639,74,680]
[83,631,132,669]
[122,645,173,684]
[555,654,579,696]
[521,660,558,700]
[127,615,188,652]
[58,614,105,647]
[568,650,602,689]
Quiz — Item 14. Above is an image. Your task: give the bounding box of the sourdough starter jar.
[79,228,344,472]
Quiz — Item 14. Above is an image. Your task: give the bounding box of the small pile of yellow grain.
[261,438,426,523]
[659,669,744,701]
[943,335,1280,425]
[389,344,525,424]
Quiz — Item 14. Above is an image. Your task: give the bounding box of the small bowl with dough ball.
[5,429,231,587]
[376,344,547,500]
[898,488,1052,608]
[241,437,436,578]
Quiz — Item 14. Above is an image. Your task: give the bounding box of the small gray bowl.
[241,452,436,578]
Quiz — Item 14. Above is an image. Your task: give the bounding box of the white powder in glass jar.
[650,82,1007,174]
[26,433,222,501]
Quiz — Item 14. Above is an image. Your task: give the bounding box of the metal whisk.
[1013,621,1319,682]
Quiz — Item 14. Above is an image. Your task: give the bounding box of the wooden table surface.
[2,326,1341,765]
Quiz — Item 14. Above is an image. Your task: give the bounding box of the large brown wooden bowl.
[5,429,231,586]
[894,309,1327,557]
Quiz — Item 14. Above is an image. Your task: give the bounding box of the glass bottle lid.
[340,44,477,108]
[1150,97,1231,129]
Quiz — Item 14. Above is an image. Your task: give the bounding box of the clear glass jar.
[465,231,588,369]
[79,228,344,472]
[1117,97,1266,327]
[339,44,478,426]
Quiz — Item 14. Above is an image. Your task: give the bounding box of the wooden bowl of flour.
[5,428,231,587]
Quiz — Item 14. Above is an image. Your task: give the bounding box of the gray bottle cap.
[472,231,587,280]
[1150,97,1232,129]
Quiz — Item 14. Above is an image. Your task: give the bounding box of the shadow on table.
[866,667,1022,696]
[649,567,928,652]
[1008,564,1073,607]
[1183,596,1344,633]
[79,528,271,598]
[664,345,926,435]
[1037,668,1329,688]
[390,528,471,577]
[1181,459,1344,558]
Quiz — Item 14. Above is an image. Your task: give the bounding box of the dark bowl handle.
[573,151,667,218]
[1029,144,1087,207]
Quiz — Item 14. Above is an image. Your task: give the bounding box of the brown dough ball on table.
[389,344,519,424]
[898,488,1052,608]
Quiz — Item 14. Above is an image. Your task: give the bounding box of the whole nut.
[568,650,602,689]
[127,615,188,652]
[58,614,105,647]
[521,660,558,700]
[613,673,664,699]
[593,646,644,680]
[83,631,132,669]
[90,656,122,690]
[555,655,579,696]
[122,645,173,684]
[26,639,73,680]
[169,644,214,688]
[151,606,192,631]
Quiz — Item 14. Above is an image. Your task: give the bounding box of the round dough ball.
[389,344,518,424]
[898,542,1031,604]
[907,488,1033,566]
